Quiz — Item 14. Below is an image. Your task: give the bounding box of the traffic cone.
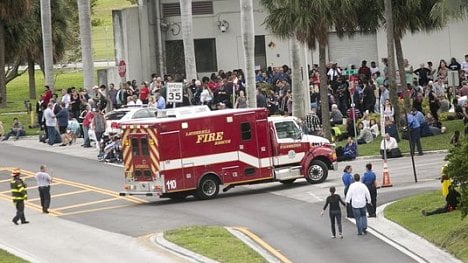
[381,161,393,188]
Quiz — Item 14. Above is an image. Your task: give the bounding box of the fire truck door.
[129,134,153,181]
[236,114,261,178]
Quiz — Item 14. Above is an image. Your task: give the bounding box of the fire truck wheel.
[306,160,328,184]
[196,175,220,200]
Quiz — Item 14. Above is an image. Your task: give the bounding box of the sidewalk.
[0,136,462,263]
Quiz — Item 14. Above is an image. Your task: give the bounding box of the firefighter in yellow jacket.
[11,168,29,225]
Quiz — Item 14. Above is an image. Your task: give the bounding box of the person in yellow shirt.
[440,164,451,197]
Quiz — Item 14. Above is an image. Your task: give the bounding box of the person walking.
[341,165,354,218]
[345,173,372,235]
[321,186,346,239]
[35,165,52,213]
[362,163,377,217]
[10,168,29,225]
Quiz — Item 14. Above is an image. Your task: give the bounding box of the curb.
[225,227,283,263]
[152,233,219,263]
[355,149,448,161]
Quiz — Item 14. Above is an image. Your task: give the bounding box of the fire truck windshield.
[274,121,302,140]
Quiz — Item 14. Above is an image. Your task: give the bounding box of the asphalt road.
[0,143,445,263]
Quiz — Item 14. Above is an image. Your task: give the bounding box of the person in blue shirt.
[343,137,358,160]
[362,163,377,217]
[412,108,432,137]
[342,165,354,218]
[406,112,423,155]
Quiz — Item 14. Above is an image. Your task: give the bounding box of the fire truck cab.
[119,107,337,200]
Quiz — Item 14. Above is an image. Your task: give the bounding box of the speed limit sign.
[166,83,183,103]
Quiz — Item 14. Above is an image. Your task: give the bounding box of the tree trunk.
[318,43,331,140]
[40,0,54,90]
[395,38,411,111]
[28,59,36,99]
[240,0,256,108]
[78,0,94,92]
[290,38,304,118]
[180,0,197,81]
[384,0,400,127]
[0,23,6,107]
[302,44,311,116]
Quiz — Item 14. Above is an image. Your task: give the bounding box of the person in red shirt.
[358,60,371,81]
[139,82,150,104]
[81,105,94,148]
[41,86,53,109]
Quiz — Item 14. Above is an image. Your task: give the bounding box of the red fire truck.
[119,107,337,200]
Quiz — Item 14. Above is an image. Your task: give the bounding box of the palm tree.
[431,0,468,20]
[384,0,398,122]
[41,0,54,91]
[261,0,375,140]
[391,0,443,112]
[240,0,256,107]
[77,0,94,91]
[290,38,304,117]
[0,0,32,107]
[180,0,197,81]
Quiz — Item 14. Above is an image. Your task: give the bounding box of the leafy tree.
[445,138,468,219]
[0,0,33,107]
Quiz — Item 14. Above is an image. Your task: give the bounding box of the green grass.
[164,226,267,263]
[336,120,465,156]
[0,69,84,134]
[0,249,29,263]
[385,191,468,262]
[92,0,133,61]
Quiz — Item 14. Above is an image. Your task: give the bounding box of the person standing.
[362,163,377,217]
[10,168,29,225]
[342,165,354,218]
[405,111,423,156]
[321,186,346,239]
[44,102,59,145]
[35,165,52,213]
[345,173,372,235]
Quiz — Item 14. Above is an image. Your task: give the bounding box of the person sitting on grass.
[380,133,402,159]
[422,185,460,216]
[1,117,25,141]
[340,137,357,161]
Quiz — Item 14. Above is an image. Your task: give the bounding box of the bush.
[445,138,468,220]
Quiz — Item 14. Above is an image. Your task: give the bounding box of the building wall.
[114,0,467,83]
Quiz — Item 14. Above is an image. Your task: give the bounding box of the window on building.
[163,1,213,17]
[165,40,185,75]
[255,35,266,70]
[195,38,217,72]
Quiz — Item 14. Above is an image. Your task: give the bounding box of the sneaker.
[12,219,18,225]
[331,235,336,239]
[421,210,427,216]
[339,233,343,239]
[21,221,30,224]
[363,229,367,235]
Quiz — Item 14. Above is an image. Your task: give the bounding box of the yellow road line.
[0,193,61,216]
[58,204,132,216]
[231,226,293,263]
[54,197,120,211]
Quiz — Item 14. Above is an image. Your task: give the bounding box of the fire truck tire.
[280,179,296,184]
[306,160,328,184]
[196,175,220,200]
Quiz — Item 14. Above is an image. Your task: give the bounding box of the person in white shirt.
[61,89,71,109]
[380,133,402,159]
[35,165,52,213]
[345,173,372,235]
[127,95,143,106]
[461,54,468,74]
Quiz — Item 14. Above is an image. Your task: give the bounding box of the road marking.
[54,197,119,211]
[58,204,132,216]
[231,226,293,263]
[0,166,148,216]
[307,191,324,202]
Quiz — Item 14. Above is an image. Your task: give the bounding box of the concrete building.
[108,0,467,84]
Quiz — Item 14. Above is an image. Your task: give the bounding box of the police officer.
[10,168,29,225]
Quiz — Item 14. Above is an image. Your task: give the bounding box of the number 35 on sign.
[166,83,183,103]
